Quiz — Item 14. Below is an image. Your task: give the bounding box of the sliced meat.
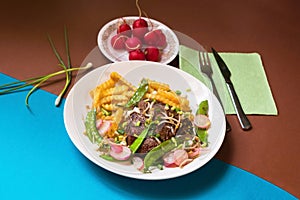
[137,137,159,153]
[125,112,146,136]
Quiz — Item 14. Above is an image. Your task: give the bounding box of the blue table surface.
[0,73,296,200]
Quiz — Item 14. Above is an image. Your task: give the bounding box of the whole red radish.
[144,46,160,62]
[132,18,149,38]
[111,34,128,50]
[129,49,145,60]
[125,37,142,51]
[117,21,132,37]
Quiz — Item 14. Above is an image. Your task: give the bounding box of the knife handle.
[226,83,252,130]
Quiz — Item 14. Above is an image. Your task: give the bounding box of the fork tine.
[199,51,204,67]
[204,51,210,66]
[201,51,210,66]
[199,51,209,65]
[199,51,212,75]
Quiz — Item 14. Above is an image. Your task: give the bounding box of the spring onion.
[0,29,93,107]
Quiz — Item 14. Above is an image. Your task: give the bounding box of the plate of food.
[97,16,179,64]
[63,61,226,180]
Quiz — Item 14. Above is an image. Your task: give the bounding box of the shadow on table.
[88,158,229,199]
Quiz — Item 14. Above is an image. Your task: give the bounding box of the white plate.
[63,61,226,180]
[97,16,179,64]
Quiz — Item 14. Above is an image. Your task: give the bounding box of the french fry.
[157,89,180,104]
[145,93,180,108]
[92,78,115,108]
[102,85,129,98]
[99,95,129,105]
[114,108,124,124]
[110,72,136,91]
[149,80,170,91]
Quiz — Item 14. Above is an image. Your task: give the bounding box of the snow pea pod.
[196,100,209,146]
[197,129,208,147]
[125,79,148,108]
[143,138,177,172]
[85,109,102,144]
[130,122,156,153]
[130,125,150,153]
[196,100,208,115]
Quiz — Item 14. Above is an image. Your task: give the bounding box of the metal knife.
[211,48,252,130]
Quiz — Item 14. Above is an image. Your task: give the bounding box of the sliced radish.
[173,149,189,166]
[96,119,103,129]
[179,158,193,168]
[194,114,211,129]
[109,145,131,161]
[109,142,123,154]
[132,156,144,171]
[98,120,112,137]
[187,147,201,159]
[163,152,177,168]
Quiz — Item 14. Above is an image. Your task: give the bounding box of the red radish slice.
[98,120,112,137]
[132,156,144,170]
[163,152,177,167]
[174,149,188,166]
[188,148,201,159]
[96,119,103,129]
[109,145,132,161]
[179,158,193,168]
[109,142,123,154]
[194,114,211,129]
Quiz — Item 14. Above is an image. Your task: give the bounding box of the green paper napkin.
[179,45,278,115]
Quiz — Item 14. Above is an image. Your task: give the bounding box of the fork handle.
[226,83,252,130]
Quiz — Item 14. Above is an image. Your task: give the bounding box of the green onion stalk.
[0,62,93,106]
[0,28,92,107]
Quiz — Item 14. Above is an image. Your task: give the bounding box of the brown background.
[0,0,299,197]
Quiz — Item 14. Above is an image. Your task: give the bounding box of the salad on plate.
[84,71,210,173]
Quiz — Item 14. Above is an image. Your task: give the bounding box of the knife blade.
[211,48,252,130]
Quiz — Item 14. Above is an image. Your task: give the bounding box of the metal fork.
[199,51,231,132]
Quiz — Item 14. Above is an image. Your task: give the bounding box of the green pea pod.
[125,79,148,108]
[130,125,150,153]
[197,129,208,147]
[196,100,208,115]
[129,122,156,153]
[100,154,116,161]
[143,138,177,172]
[196,100,209,146]
[85,109,102,144]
